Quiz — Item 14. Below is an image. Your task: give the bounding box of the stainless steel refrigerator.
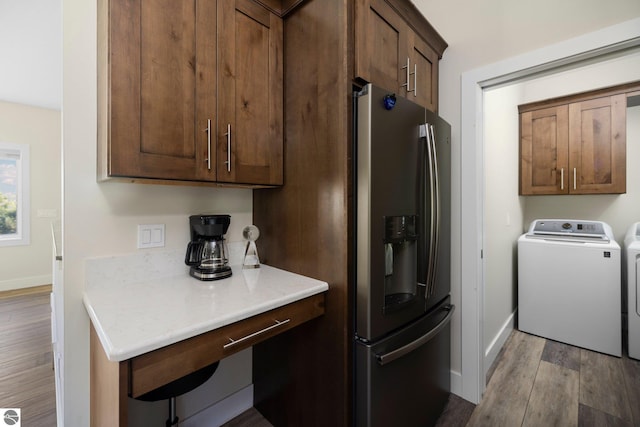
[354,84,454,427]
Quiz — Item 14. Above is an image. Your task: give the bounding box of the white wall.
[412,0,640,391]
[62,1,254,424]
[481,51,640,377]
[0,101,61,291]
[0,0,61,110]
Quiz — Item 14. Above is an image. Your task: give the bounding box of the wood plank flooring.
[226,330,640,427]
[467,330,640,427]
[0,288,56,426]
[7,288,638,427]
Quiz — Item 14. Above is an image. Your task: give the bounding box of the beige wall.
[483,84,526,362]
[0,101,61,291]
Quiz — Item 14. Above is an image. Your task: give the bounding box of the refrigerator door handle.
[424,123,438,298]
[428,124,440,297]
[375,304,455,366]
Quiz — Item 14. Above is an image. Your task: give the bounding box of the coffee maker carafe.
[185,214,232,281]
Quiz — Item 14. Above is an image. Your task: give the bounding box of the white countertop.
[83,253,328,362]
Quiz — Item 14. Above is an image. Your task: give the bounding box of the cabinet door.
[407,30,438,112]
[569,94,626,194]
[109,0,216,181]
[519,105,569,195]
[217,0,283,185]
[354,0,409,98]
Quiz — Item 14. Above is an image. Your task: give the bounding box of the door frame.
[459,17,640,404]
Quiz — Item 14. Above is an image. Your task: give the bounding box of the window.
[0,143,29,247]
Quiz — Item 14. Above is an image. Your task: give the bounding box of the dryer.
[624,222,640,360]
[518,219,621,357]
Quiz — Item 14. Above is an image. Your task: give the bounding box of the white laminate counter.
[83,250,328,362]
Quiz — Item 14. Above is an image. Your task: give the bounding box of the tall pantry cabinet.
[252,0,446,425]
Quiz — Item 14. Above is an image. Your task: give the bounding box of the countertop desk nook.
[84,260,328,427]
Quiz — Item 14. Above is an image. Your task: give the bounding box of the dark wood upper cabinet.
[98,0,283,186]
[520,105,569,195]
[519,82,639,195]
[217,0,283,185]
[568,95,626,194]
[354,0,446,111]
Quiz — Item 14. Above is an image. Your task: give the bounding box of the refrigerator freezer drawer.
[355,299,453,427]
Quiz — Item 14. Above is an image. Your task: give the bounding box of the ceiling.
[0,0,61,110]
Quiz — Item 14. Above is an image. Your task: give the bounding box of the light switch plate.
[137,224,165,249]
[37,208,58,218]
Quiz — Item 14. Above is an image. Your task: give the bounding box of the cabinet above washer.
[519,81,640,195]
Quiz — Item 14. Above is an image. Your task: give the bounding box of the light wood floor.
[0,288,56,426]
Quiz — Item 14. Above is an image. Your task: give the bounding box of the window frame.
[0,142,30,247]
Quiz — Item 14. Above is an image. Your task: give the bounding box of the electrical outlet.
[137,224,165,249]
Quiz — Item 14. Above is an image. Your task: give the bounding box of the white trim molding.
[484,310,516,378]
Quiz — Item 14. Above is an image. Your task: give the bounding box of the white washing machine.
[624,223,640,360]
[518,219,621,357]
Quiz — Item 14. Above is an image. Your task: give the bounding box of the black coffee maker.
[185,214,232,281]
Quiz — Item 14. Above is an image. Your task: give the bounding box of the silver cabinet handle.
[224,123,231,172]
[402,57,410,92]
[204,119,211,170]
[412,63,417,97]
[223,318,291,349]
[573,167,576,190]
[560,167,564,190]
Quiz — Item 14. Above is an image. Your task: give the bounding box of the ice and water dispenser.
[383,215,418,311]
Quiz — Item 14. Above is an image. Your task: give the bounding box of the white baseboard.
[180,384,253,427]
[483,310,516,378]
[450,369,462,397]
[0,275,51,292]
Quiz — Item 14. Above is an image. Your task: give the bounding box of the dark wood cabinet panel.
[354,0,445,111]
[408,29,438,112]
[520,105,569,195]
[99,0,282,186]
[519,84,636,195]
[217,0,283,185]
[252,1,353,426]
[569,94,626,194]
[104,0,216,182]
[355,0,406,97]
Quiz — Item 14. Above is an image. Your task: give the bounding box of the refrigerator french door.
[355,84,453,427]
